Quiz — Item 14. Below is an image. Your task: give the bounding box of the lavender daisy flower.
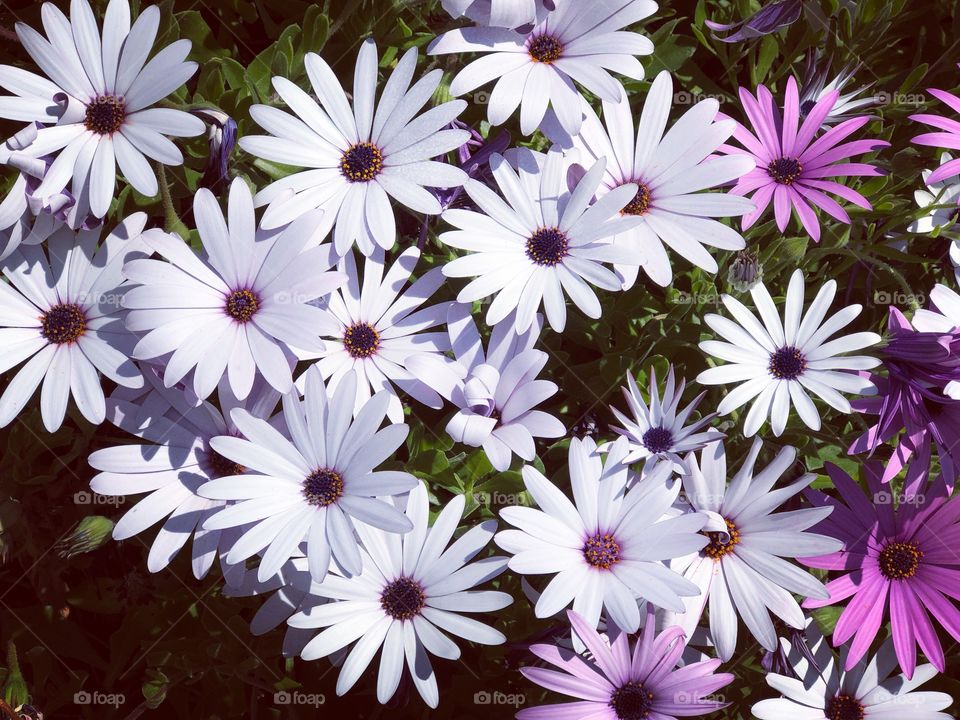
[698,269,880,436]
[89,374,279,579]
[911,75,960,185]
[199,367,417,583]
[753,621,954,720]
[430,0,657,136]
[1,0,205,220]
[799,55,878,124]
[239,39,469,256]
[0,214,146,431]
[495,436,708,632]
[122,178,346,401]
[801,461,960,678]
[664,439,841,662]
[441,0,553,28]
[406,304,564,471]
[600,365,724,474]
[288,483,511,709]
[721,75,888,242]
[913,283,960,399]
[518,610,733,720]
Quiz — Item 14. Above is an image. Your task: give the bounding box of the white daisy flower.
[122,178,346,402]
[430,0,657,136]
[441,0,552,28]
[544,71,756,288]
[239,39,470,256]
[495,436,708,633]
[294,247,450,423]
[908,152,960,235]
[753,621,954,720]
[406,304,565,471]
[89,372,280,579]
[288,483,511,709]
[912,282,960,399]
[1,0,205,220]
[0,214,146,431]
[663,439,841,662]
[697,268,881,437]
[439,147,642,333]
[198,367,417,583]
[601,364,724,474]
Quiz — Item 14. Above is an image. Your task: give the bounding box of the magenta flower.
[911,74,960,185]
[800,461,960,679]
[721,75,888,241]
[517,610,732,720]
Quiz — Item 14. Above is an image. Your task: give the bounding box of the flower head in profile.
[288,484,511,709]
[123,178,346,401]
[440,148,642,333]
[518,610,733,720]
[495,436,707,632]
[199,367,417,583]
[799,56,878,125]
[0,215,146,431]
[698,269,880,437]
[2,0,205,220]
[406,304,564,471]
[430,0,656,135]
[801,460,960,678]
[240,39,469,256]
[721,75,888,242]
[706,0,803,43]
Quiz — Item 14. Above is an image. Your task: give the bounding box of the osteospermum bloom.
[294,248,450,423]
[430,0,656,136]
[545,71,756,288]
[913,282,960,400]
[441,0,552,27]
[911,74,960,185]
[1,0,204,220]
[0,215,146,431]
[439,148,641,333]
[519,610,733,720]
[199,367,417,583]
[406,304,564,471]
[495,436,707,632]
[122,178,345,401]
[799,58,878,125]
[697,268,881,437]
[801,461,960,678]
[721,75,888,242]
[663,439,840,662]
[239,39,469,256]
[89,373,279,579]
[601,365,724,474]
[908,152,960,235]
[753,615,955,720]
[288,484,511,709]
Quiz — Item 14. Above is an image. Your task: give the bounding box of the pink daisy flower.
[911,75,960,185]
[721,75,888,242]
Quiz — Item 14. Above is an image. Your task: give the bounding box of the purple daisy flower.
[800,461,960,678]
[911,71,960,185]
[518,610,732,720]
[721,75,888,242]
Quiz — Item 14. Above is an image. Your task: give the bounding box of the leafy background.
[1,0,959,717]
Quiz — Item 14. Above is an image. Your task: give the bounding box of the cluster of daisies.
[2,0,960,717]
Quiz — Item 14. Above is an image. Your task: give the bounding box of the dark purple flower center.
[583,533,621,569]
[610,681,654,720]
[205,449,247,478]
[767,157,803,185]
[527,33,564,63]
[380,577,426,620]
[825,694,865,720]
[84,95,126,135]
[526,227,569,266]
[769,346,807,380]
[302,468,344,507]
[642,426,674,453]
[343,322,381,358]
[621,182,651,216]
[340,142,384,182]
[878,541,923,580]
[225,289,260,323]
[701,519,741,561]
[41,303,87,344]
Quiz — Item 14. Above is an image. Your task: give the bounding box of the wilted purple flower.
[760,618,821,678]
[191,108,238,192]
[706,0,803,43]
